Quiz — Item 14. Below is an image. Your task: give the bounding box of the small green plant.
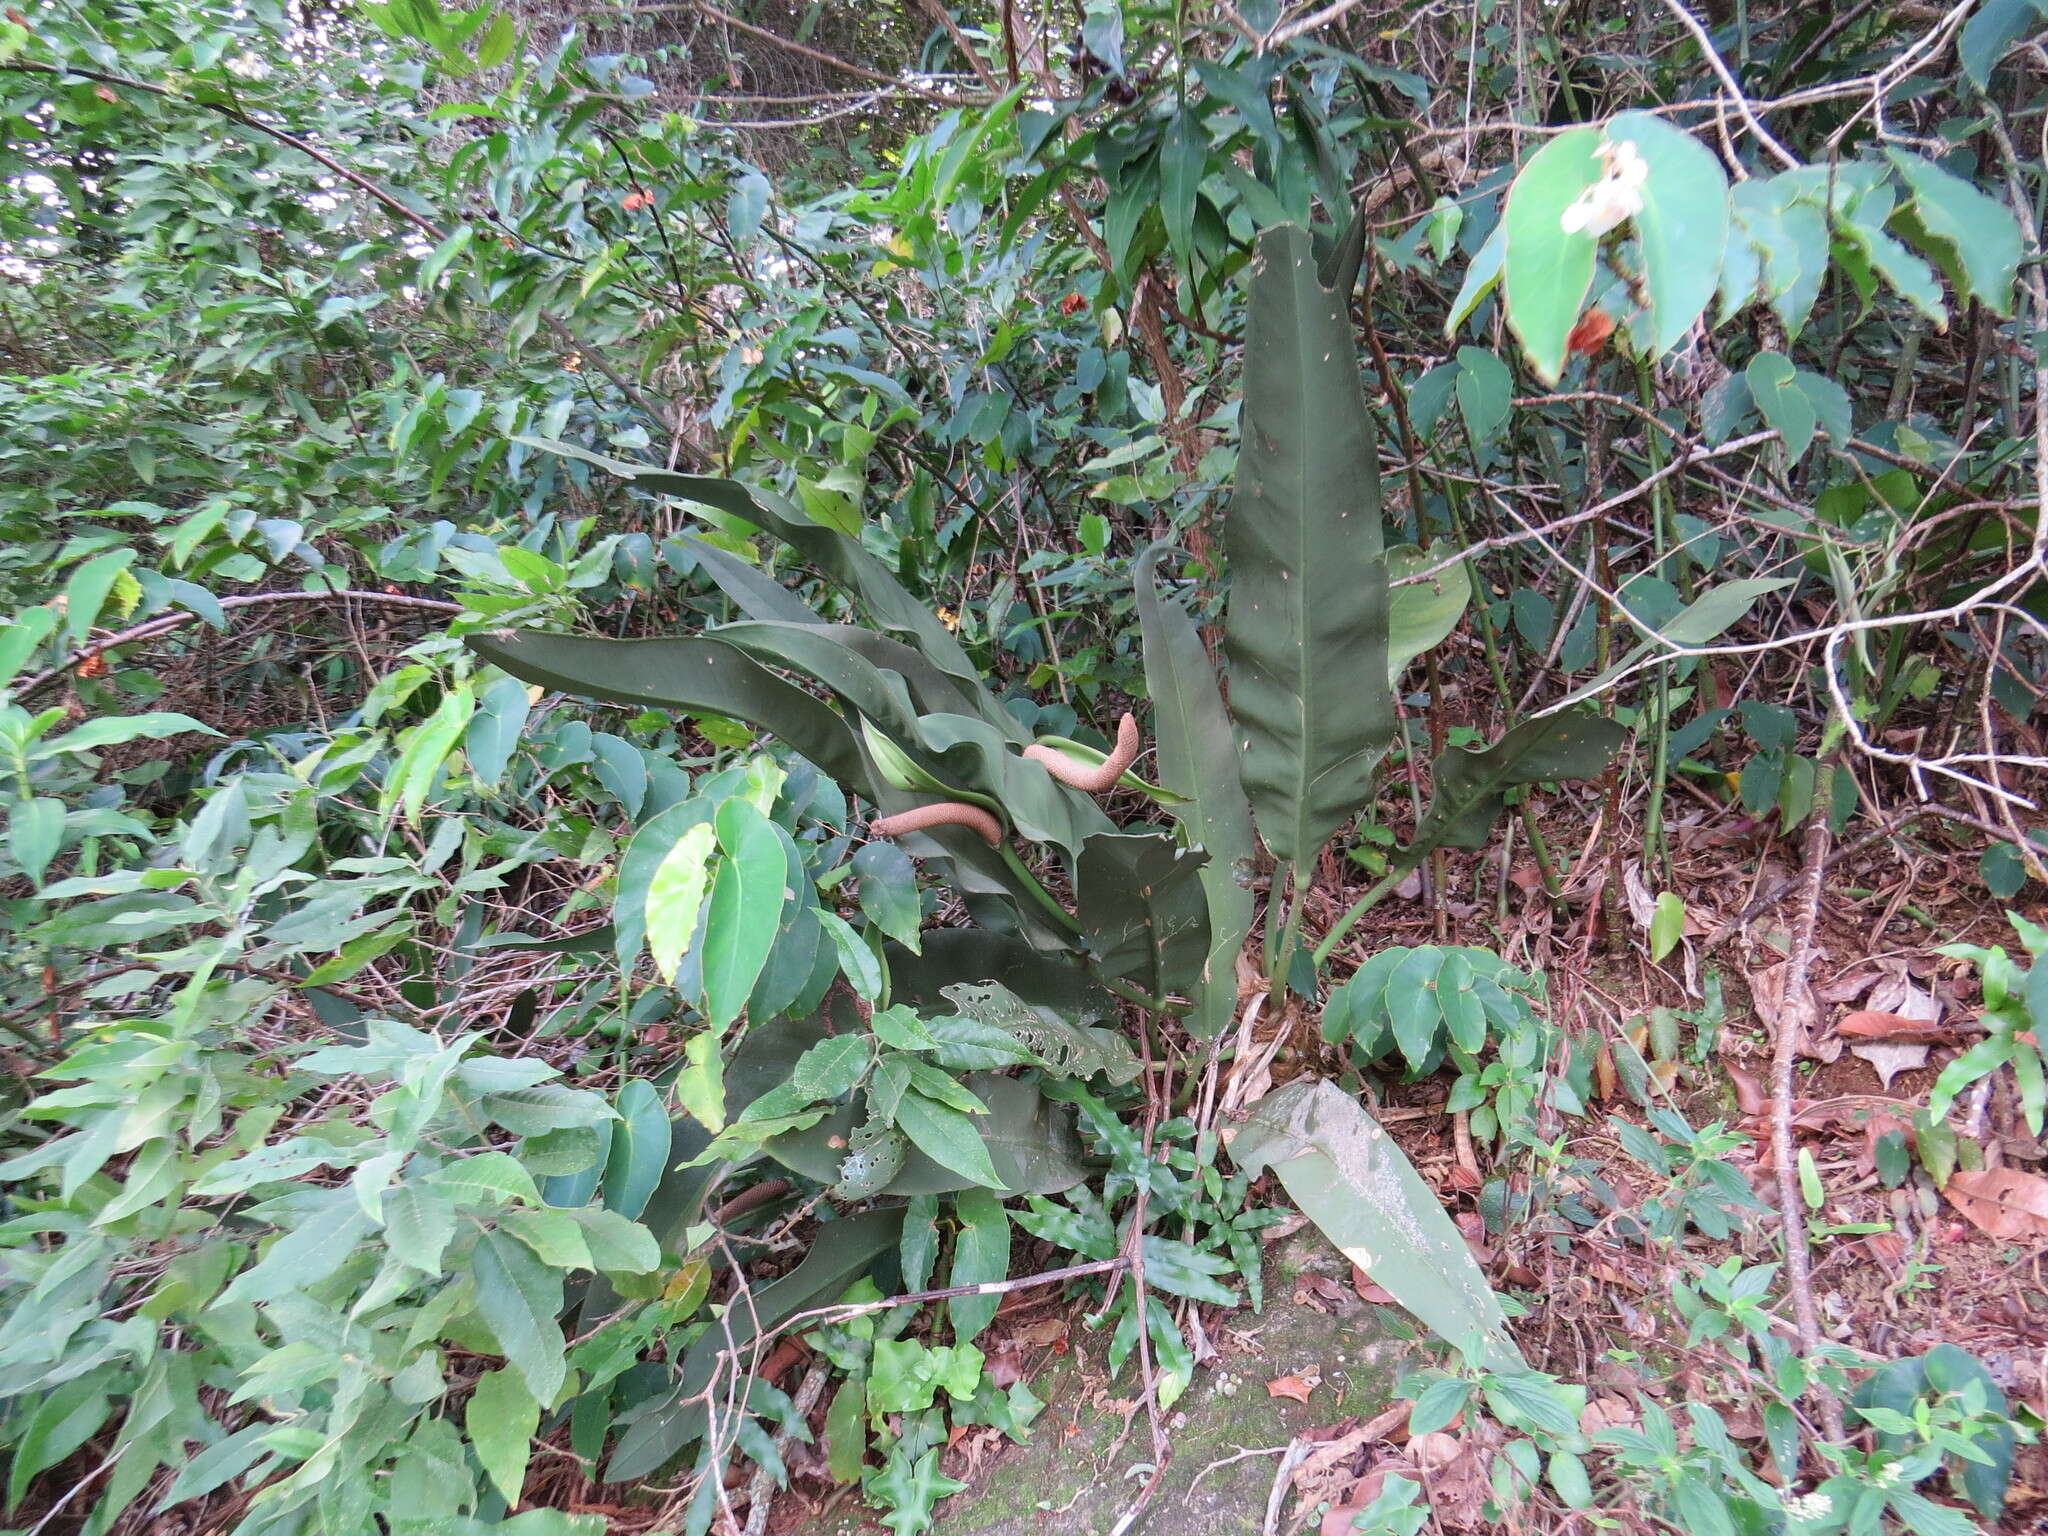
[1932,913,2048,1134]
[1321,945,1573,1146]
[1609,1109,1775,1243]
[1849,1343,2025,1525]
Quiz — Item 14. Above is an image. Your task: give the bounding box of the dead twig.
[1771,765,1848,1444]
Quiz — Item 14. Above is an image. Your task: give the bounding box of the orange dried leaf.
[1838,1010,1951,1041]
[1267,1375,1318,1404]
[1565,308,1617,358]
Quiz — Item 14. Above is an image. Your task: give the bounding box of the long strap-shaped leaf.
[1135,543,1256,1039]
[1223,222,1394,864]
[1231,1079,1523,1370]
[515,436,1015,737]
[466,631,867,791]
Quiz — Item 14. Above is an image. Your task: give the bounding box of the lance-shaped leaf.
[1224,222,1394,865]
[671,532,823,626]
[1230,1080,1522,1369]
[1074,831,1211,1002]
[465,631,867,793]
[1407,711,1628,861]
[605,1205,905,1481]
[515,437,1000,725]
[1135,542,1256,1040]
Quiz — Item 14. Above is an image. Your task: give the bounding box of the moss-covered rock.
[808,1230,1421,1535]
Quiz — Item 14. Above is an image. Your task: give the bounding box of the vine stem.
[1310,864,1408,968]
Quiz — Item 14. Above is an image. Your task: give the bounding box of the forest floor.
[761,776,2048,1533]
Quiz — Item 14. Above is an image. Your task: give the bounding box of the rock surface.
[805,1228,1421,1535]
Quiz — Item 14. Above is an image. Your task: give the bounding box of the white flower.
[1782,1490,1834,1522]
[1559,138,1648,239]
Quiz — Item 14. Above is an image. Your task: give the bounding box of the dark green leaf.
[702,798,788,1031]
[1224,223,1395,863]
[464,631,867,793]
[947,1188,1010,1342]
[1134,543,1257,1039]
[1408,712,1628,859]
[854,841,923,952]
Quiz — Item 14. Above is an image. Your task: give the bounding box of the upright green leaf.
[1160,110,1206,282]
[1135,543,1256,1039]
[8,797,63,888]
[1073,831,1210,1002]
[1747,351,1815,462]
[947,1188,1010,1343]
[645,822,715,986]
[702,798,787,1030]
[853,840,924,952]
[470,1228,567,1403]
[465,675,532,789]
[1224,222,1394,864]
[1608,112,1728,356]
[601,1080,671,1221]
[1501,129,1604,384]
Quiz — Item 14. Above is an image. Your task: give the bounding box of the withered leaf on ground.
[1267,1374,1319,1404]
[1945,1167,2048,1241]
[1838,1010,1959,1041]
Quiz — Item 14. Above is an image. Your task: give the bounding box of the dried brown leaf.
[1267,1374,1318,1404]
[1946,1167,2048,1241]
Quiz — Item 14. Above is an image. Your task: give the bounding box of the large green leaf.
[464,631,866,792]
[601,1079,671,1221]
[1501,129,1604,384]
[1409,712,1628,859]
[605,1205,905,1480]
[1609,112,1728,358]
[672,533,823,626]
[884,930,1108,1019]
[1231,1080,1520,1368]
[947,1187,1010,1343]
[1135,542,1256,1040]
[1224,222,1394,865]
[701,799,787,1031]
[1073,831,1211,1002]
[1886,149,2023,318]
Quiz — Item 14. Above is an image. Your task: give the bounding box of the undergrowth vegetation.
[2,1,2046,1533]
